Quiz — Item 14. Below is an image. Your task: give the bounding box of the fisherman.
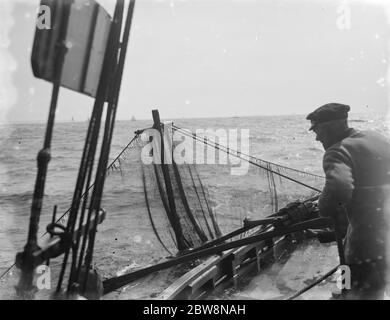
[306,103,390,300]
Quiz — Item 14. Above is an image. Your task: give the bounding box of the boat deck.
[220,240,339,300]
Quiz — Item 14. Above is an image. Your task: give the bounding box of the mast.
[16,0,73,299]
[152,110,187,250]
[73,0,137,295]
[15,0,136,299]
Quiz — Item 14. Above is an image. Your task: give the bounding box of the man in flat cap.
[307,103,390,300]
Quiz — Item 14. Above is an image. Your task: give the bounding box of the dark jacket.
[318,128,390,264]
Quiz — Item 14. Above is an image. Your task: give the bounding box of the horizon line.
[0,110,383,125]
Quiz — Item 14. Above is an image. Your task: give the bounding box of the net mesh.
[0,121,325,299]
[84,124,324,284]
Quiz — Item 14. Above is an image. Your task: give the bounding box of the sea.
[0,112,388,298]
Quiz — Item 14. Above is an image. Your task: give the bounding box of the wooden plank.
[157,240,272,299]
[157,250,235,300]
[157,234,301,299]
[103,218,332,294]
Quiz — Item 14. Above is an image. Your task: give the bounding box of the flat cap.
[306,103,350,130]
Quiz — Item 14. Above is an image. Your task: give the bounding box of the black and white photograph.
[0,0,390,305]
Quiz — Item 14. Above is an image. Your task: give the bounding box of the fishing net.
[80,122,325,289]
[1,119,325,299]
[92,129,225,280]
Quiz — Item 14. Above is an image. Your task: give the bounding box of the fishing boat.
[1,0,345,301]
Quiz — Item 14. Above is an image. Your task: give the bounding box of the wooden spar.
[152,110,187,250]
[103,217,332,294]
[16,0,73,298]
[59,0,125,294]
[177,217,278,255]
[79,0,137,294]
[186,199,320,256]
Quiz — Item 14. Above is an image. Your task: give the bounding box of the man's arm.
[318,146,354,217]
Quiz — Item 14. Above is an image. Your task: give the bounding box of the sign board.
[31,0,112,98]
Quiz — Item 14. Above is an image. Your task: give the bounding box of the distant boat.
[131,115,136,121]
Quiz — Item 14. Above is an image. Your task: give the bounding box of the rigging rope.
[3,121,323,284]
[286,265,339,300]
[142,165,173,256]
[187,166,215,239]
[172,124,325,180]
[171,124,322,193]
[78,0,136,294]
[56,0,126,295]
[0,134,141,283]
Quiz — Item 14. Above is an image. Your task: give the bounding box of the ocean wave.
[307,146,322,152]
[0,191,33,201]
[252,136,277,143]
[0,191,52,203]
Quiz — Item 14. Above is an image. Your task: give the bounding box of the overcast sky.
[0,0,389,123]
